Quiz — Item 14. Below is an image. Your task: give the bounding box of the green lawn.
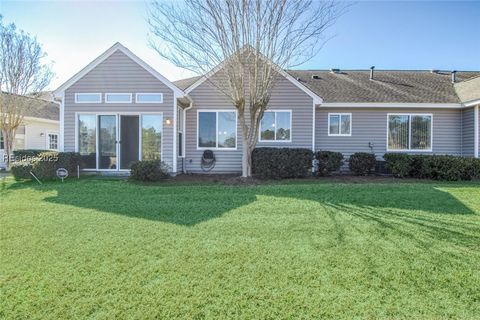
[1,177,480,319]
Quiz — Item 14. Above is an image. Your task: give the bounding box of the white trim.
[54,42,185,98]
[465,99,480,107]
[59,94,64,151]
[22,116,59,125]
[258,110,293,143]
[105,93,132,104]
[173,93,178,172]
[135,93,164,104]
[46,132,59,151]
[327,113,352,137]
[312,101,316,151]
[320,102,463,109]
[75,93,102,104]
[474,105,479,158]
[196,109,238,150]
[76,112,164,171]
[386,113,433,152]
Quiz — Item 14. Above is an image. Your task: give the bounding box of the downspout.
[183,95,194,173]
[52,93,64,152]
[475,105,479,158]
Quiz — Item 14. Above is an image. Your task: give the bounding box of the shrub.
[130,160,170,182]
[383,153,413,178]
[11,161,34,180]
[315,151,343,176]
[384,153,480,181]
[32,152,82,180]
[348,152,376,175]
[252,148,313,179]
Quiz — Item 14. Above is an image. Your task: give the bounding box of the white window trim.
[75,93,102,104]
[258,110,292,143]
[75,112,164,171]
[196,110,238,150]
[328,113,352,137]
[105,93,133,104]
[386,113,433,152]
[136,93,164,104]
[46,132,59,151]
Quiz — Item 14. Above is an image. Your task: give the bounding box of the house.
[0,94,60,168]
[53,43,480,174]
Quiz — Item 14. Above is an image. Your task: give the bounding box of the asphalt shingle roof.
[0,93,59,121]
[174,70,480,104]
[454,76,480,103]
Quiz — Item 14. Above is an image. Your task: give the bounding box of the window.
[141,114,163,160]
[78,114,97,169]
[47,133,58,150]
[0,131,4,149]
[388,114,432,151]
[136,93,163,103]
[198,111,236,149]
[259,111,291,142]
[75,93,101,103]
[328,113,351,136]
[105,93,132,103]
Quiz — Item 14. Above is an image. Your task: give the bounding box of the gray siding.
[315,108,462,158]
[184,75,314,173]
[462,107,475,157]
[63,50,176,170]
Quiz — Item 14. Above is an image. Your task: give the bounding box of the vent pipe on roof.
[330,68,340,74]
[311,75,320,80]
[451,70,457,83]
[370,66,375,80]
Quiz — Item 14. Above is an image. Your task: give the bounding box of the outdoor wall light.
[40,132,45,137]
[165,118,172,126]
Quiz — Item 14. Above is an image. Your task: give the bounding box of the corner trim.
[475,105,479,158]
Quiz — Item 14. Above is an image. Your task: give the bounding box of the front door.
[120,115,140,170]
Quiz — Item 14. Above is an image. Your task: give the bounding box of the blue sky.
[1,0,479,90]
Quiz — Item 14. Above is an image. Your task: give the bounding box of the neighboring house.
[0,94,60,168]
[53,43,480,174]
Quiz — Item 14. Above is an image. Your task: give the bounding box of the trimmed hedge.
[130,160,170,182]
[349,152,376,175]
[252,148,313,179]
[32,152,82,180]
[12,149,47,159]
[384,153,480,181]
[315,151,343,176]
[11,161,34,180]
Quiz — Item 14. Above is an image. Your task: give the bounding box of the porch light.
[165,118,172,126]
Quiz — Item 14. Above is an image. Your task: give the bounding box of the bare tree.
[149,0,344,177]
[0,16,53,167]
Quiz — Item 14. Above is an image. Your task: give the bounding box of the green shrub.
[130,160,170,182]
[252,148,313,179]
[12,149,47,160]
[10,161,34,180]
[384,154,480,181]
[348,152,376,175]
[383,153,413,178]
[32,152,82,180]
[315,151,343,176]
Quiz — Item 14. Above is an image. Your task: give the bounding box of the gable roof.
[0,93,59,121]
[54,42,185,98]
[287,70,480,104]
[454,75,480,106]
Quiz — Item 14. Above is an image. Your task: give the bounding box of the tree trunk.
[241,138,253,178]
[4,129,14,168]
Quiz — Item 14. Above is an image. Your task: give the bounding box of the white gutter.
[319,102,464,109]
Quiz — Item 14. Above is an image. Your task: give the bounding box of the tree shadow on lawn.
[7,178,476,220]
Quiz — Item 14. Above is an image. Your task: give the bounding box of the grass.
[1,176,480,319]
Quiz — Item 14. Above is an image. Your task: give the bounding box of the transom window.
[328,113,351,136]
[75,93,101,103]
[105,93,132,103]
[388,114,432,151]
[47,133,59,150]
[259,110,291,142]
[198,111,236,149]
[136,93,163,103]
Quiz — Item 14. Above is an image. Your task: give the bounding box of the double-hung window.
[328,113,351,136]
[198,111,237,149]
[259,110,292,142]
[388,114,432,151]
